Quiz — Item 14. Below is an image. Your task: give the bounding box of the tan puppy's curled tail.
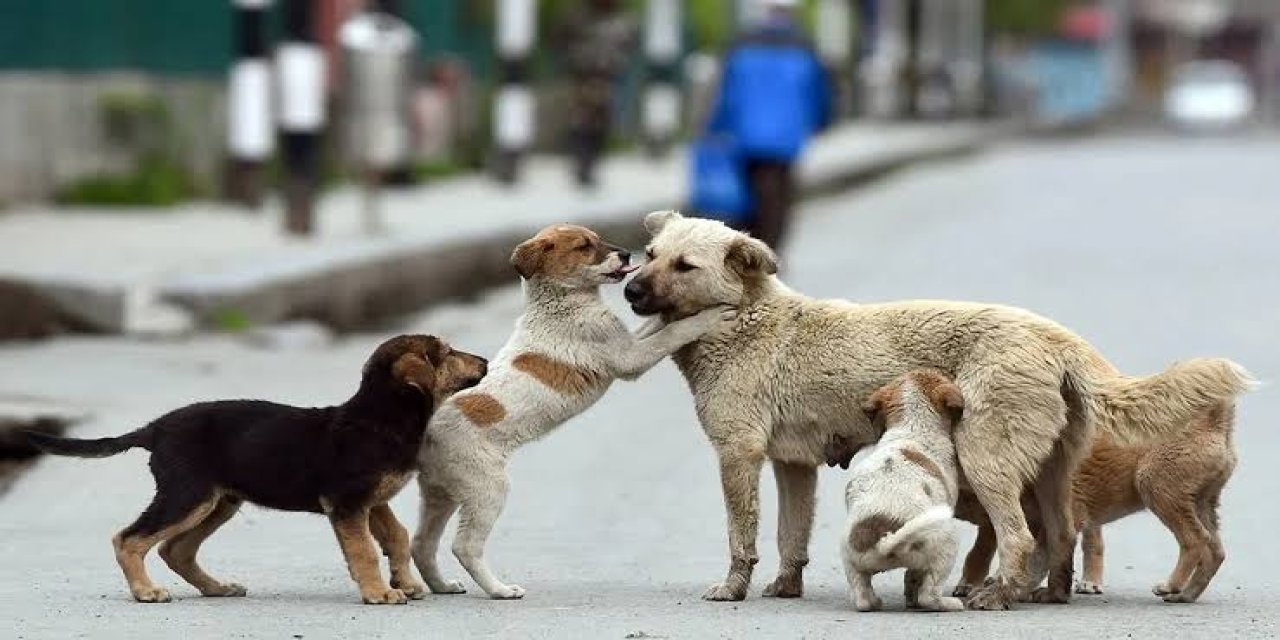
[874,505,954,556]
[1072,357,1255,445]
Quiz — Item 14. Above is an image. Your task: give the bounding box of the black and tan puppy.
[26,334,487,605]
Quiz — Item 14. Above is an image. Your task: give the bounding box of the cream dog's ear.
[725,236,778,279]
[643,209,683,236]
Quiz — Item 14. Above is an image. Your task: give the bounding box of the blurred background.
[0,0,1275,209]
[3,3,1280,635]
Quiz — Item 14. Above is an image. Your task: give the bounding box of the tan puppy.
[623,210,1253,609]
[839,369,965,613]
[411,224,728,599]
[954,402,1238,604]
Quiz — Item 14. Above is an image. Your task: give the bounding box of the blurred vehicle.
[1163,60,1256,131]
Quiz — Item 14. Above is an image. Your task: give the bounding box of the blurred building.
[0,1,489,204]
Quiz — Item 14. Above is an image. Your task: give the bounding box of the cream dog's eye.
[575,242,591,252]
[674,257,696,272]
[645,248,656,261]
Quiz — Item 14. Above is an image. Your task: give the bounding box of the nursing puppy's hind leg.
[914,533,965,612]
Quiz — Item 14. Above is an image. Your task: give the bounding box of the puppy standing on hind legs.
[839,369,966,613]
[411,224,732,600]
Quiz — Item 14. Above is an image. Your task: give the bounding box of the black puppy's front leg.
[329,507,408,605]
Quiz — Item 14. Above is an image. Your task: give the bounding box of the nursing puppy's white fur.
[624,210,1253,609]
[840,370,964,613]
[410,224,727,599]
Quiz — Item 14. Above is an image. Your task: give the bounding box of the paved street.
[3,133,1278,638]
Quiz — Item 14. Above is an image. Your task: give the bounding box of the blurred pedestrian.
[555,0,638,189]
[704,0,832,250]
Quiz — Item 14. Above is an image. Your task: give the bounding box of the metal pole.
[277,0,326,236]
[815,0,854,118]
[493,0,536,184]
[227,0,273,207]
[643,0,682,156]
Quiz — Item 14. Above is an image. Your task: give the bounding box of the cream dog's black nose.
[624,278,646,303]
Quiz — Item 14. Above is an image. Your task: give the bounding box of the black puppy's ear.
[392,352,436,394]
[725,236,778,279]
[511,238,549,279]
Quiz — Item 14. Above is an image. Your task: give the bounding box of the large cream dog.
[622,210,1253,609]
[411,224,727,599]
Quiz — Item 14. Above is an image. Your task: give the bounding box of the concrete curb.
[11,123,1007,334]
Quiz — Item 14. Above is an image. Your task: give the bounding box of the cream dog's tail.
[875,505,954,556]
[1067,355,1256,445]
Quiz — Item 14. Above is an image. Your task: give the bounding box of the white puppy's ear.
[643,210,683,236]
[511,238,549,279]
[725,236,778,279]
[932,382,965,425]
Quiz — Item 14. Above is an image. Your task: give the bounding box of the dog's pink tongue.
[620,264,639,274]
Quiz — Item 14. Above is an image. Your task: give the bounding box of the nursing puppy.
[840,370,965,613]
[411,224,728,599]
[624,210,1253,609]
[26,335,487,604]
[954,401,1238,604]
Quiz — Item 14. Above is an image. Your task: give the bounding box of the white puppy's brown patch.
[454,393,506,427]
[512,353,604,396]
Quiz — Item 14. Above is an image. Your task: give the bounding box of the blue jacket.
[707,20,832,161]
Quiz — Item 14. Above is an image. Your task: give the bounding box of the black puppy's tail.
[25,427,152,458]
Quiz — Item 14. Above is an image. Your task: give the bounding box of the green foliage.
[987,0,1071,36]
[412,159,467,181]
[211,309,253,333]
[688,0,735,51]
[58,157,198,207]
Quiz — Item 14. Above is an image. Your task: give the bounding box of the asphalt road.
[3,134,1278,639]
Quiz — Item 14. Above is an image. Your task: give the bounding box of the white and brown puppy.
[840,369,965,613]
[624,209,1252,609]
[411,224,728,599]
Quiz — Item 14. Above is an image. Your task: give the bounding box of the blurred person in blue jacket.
[706,0,832,250]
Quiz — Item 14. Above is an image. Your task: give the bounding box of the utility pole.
[814,0,855,118]
[277,0,327,236]
[493,0,536,184]
[227,0,273,207]
[642,0,683,155]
